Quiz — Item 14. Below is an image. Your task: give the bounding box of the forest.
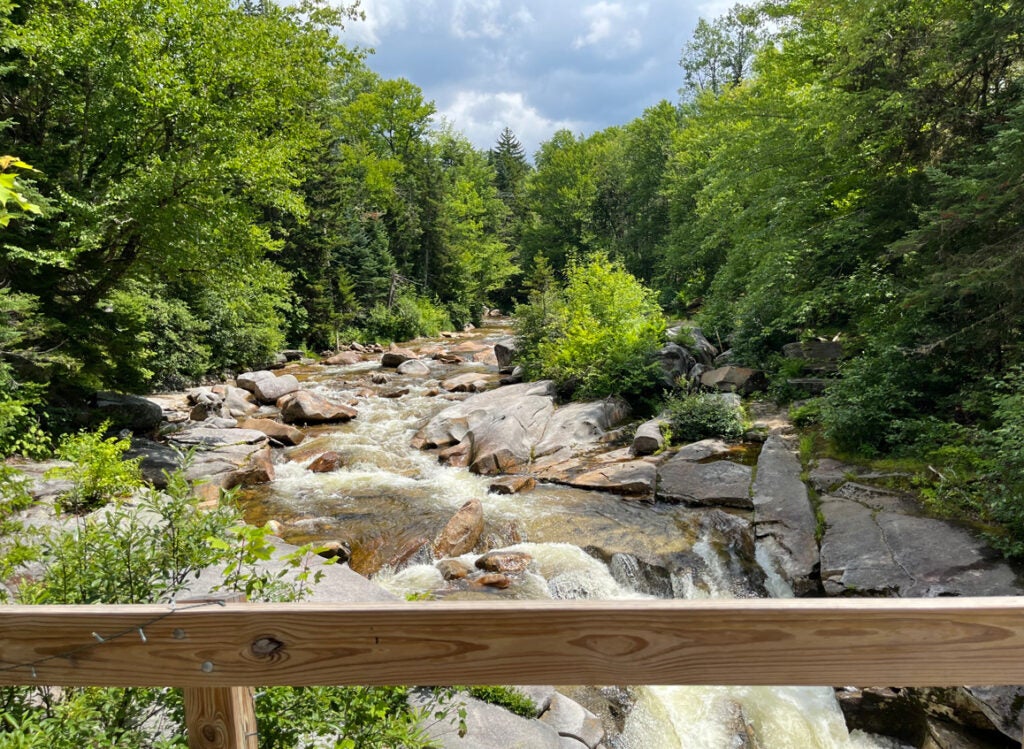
[2,0,1024,536]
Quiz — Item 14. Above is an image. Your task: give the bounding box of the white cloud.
[572,1,647,55]
[438,90,582,157]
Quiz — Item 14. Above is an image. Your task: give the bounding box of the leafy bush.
[362,291,453,343]
[665,391,745,443]
[986,367,1024,555]
[514,255,666,402]
[45,422,143,512]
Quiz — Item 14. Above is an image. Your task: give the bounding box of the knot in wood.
[251,636,285,659]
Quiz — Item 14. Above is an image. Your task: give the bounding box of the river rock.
[752,434,819,595]
[223,386,259,418]
[471,572,511,589]
[181,441,275,497]
[657,454,752,508]
[168,426,268,447]
[672,438,733,461]
[441,372,493,393]
[489,476,536,495]
[476,550,532,574]
[494,337,517,370]
[631,418,666,455]
[433,498,485,557]
[308,451,344,473]
[531,399,631,465]
[397,358,431,376]
[236,370,275,393]
[657,343,696,388]
[381,346,417,367]
[92,391,164,433]
[690,327,719,365]
[251,373,300,404]
[126,438,182,488]
[436,558,474,580]
[700,366,766,395]
[324,351,362,366]
[239,417,305,446]
[278,390,357,424]
[569,461,656,497]
[540,693,605,749]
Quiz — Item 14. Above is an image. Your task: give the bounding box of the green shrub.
[666,391,744,443]
[362,291,453,343]
[514,255,666,402]
[44,422,143,512]
[790,398,825,428]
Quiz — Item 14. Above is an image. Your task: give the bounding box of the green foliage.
[515,255,666,402]
[789,398,824,428]
[362,291,453,344]
[0,156,43,228]
[24,473,236,605]
[45,423,143,512]
[465,686,536,718]
[665,391,745,443]
[985,368,1024,555]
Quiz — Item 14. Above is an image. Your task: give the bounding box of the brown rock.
[221,444,275,489]
[475,550,532,574]
[380,388,410,399]
[240,417,306,446]
[371,372,391,384]
[471,573,511,589]
[489,476,537,495]
[436,558,474,580]
[278,390,358,424]
[441,372,493,393]
[317,540,351,561]
[324,351,362,366]
[438,442,471,468]
[432,498,485,557]
[381,346,416,367]
[308,451,345,473]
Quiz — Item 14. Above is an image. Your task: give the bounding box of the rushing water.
[241,326,904,749]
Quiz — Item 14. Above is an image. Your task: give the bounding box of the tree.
[679,3,766,99]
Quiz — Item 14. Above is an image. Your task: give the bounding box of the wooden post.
[184,686,258,749]
[180,594,258,749]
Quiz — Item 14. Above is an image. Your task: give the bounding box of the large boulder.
[657,456,753,508]
[251,373,300,404]
[92,391,164,433]
[278,390,358,425]
[236,370,276,394]
[381,346,417,368]
[494,337,518,370]
[657,343,697,387]
[632,418,666,456]
[700,366,766,395]
[397,359,431,376]
[238,418,305,446]
[413,381,630,476]
[324,351,362,366]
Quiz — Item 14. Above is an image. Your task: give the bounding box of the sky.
[340,0,733,159]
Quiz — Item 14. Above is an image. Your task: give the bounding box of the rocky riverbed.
[7,322,1024,748]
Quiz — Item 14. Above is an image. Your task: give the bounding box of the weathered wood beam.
[1,598,1023,688]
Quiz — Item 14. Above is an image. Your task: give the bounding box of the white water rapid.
[245,329,908,749]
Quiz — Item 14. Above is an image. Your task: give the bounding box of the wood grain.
[2,598,1023,688]
[183,687,258,749]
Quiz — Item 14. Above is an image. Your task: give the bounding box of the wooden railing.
[3,597,1024,748]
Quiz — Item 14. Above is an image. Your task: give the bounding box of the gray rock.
[532,399,631,463]
[381,347,416,367]
[494,337,518,370]
[690,327,718,365]
[251,373,300,404]
[168,427,268,448]
[397,358,431,376]
[236,370,276,394]
[415,693,561,749]
[92,391,164,433]
[632,418,666,456]
[657,343,696,388]
[821,488,1022,598]
[540,693,605,749]
[751,435,819,595]
[126,439,182,488]
[700,366,766,395]
[672,438,733,461]
[441,372,493,393]
[657,456,753,508]
[223,386,258,418]
[961,686,1024,743]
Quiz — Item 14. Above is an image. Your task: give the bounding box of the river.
[240,324,905,749]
